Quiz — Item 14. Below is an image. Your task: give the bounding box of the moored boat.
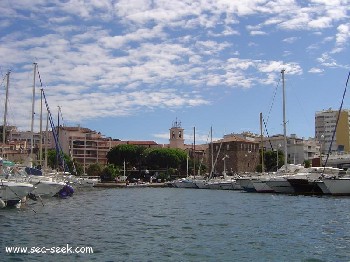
[0,180,34,207]
[172,178,198,188]
[322,177,350,196]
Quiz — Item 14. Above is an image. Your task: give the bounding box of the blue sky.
[0,0,349,144]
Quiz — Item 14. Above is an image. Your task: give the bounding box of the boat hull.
[173,179,198,188]
[287,178,323,195]
[252,181,274,193]
[194,180,210,189]
[322,178,350,196]
[265,180,295,194]
[0,181,34,206]
[237,178,257,192]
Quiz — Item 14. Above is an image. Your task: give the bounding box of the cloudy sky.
[0,0,349,144]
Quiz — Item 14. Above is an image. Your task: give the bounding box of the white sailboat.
[315,72,350,195]
[255,69,297,194]
[0,72,33,207]
[173,127,199,189]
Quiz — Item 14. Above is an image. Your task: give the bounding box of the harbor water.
[1,187,350,261]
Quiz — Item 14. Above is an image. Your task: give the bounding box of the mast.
[186,154,189,177]
[56,106,60,169]
[39,88,43,167]
[210,126,213,177]
[30,63,37,158]
[260,112,264,173]
[281,69,288,171]
[193,126,196,177]
[2,71,10,158]
[44,112,49,171]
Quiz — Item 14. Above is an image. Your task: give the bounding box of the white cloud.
[283,37,299,44]
[317,53,338,67]
[0,0,349,135]
[309,67,324,73]
[335,23,350,50]
[250,30,267,36]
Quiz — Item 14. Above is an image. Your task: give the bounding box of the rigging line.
[262,117,274,150]
[36,65,44,88]
[36,65,69,172]
[265,77,281,126]
[323,70,350,172]
[289,79,313,137]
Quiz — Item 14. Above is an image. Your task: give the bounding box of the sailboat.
[315,71,350,195]
[254,70,298,193]
[194,127,213,189]
[27,64,68,197]
[172,127,198,189]
[237,112,270,193]
[0,71,34,207]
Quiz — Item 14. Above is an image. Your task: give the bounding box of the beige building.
[315,109,350,153]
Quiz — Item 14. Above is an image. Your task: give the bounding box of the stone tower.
[169,119,184,149]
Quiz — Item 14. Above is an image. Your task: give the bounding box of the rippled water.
[1,188,350,261]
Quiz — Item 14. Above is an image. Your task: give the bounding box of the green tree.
[86,163,104,177]
[107,144,145,168]
[100,164,119,182]
[45,149,76,173]
[257,149,285,172]
[144,148,187,171]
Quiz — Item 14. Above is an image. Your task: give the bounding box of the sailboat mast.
[39,89,43,167]
[31,63,37,158]
[210,126,213,176]
[2,71,10,158]
[260,112,264,172]
[281,69,288,170]
[193,126,196,177]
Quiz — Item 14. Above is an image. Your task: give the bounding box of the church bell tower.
[169,118,184,149]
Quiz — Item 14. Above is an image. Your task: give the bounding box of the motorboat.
[0,180,34,207]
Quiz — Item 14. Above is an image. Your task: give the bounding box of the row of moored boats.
[171,164,350,196]
[0,159,99,208]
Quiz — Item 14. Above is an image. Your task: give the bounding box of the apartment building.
[55,126,114,172]
[315,109,350,153]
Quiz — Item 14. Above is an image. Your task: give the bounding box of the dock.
[94,182,166,188]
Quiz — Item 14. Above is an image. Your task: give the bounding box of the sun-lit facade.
[315,109,350,154]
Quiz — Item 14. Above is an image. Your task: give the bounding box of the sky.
[0,0,349,145]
